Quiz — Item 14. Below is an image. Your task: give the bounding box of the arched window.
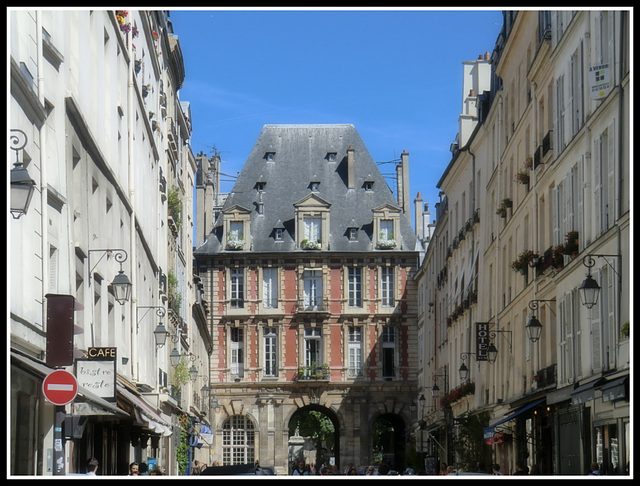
[222,415,255,465]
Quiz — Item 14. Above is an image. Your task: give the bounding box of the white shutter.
[593,135,602,236]
[590,269,603,373]
[577,156,586,249]
[606,120,616,228]
[552,185,560,246]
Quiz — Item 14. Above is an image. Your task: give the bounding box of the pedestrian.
[149,466,164,475]
[128,462,139,476]
[439,463,448,475]
[491,463,502,475]
[86,457,99,475]
[192,460,201,475]
[588,462,601,475]
[514,461,528,475]
[343,462,354,475]
[139,462,148,475]
[404,464,415,475]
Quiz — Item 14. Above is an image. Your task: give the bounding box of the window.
[263,327,278,377]
[303,217,322,246]
[381,267,394,307]
[382,326,396,378]
[275,228,284,241]
[348,228,358,241]
[309,181,320,191]
[230,268,244,308]
[262,268,278,308]
[265,152,275,162]
[364,181,374,191]
[228,221,244,245]
[348,326,363,377]
[380,219,394,240]
[230,328,244,377]
[222,415,255,465]
[303,270,323,310]
[304,327,323,370]
[326,152,337,162]
[348,267,363,308]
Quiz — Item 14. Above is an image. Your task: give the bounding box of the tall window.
[304,327,322,371]
[262,268,278,308]
[381,267,394,307]
[230,268,244,308]
[303,270,322,310]
[230,328,244,377]
[348,326,363,377]
[263,327,278,377]
[348,267,362,307]
[222,415,255,465]
[382,326,396,378]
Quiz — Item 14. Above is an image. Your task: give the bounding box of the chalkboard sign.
[75,353,117,402]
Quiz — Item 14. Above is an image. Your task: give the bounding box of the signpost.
[43,370,78,476]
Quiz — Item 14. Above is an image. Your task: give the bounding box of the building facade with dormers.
[194,124,421,473]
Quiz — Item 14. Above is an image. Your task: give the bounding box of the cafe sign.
[75,347,117,402]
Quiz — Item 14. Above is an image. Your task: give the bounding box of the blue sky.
[170,8,504,226]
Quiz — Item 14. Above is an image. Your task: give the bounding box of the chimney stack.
[347,146,355,189]
[397,150,411,220]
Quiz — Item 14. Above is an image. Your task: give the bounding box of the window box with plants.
[226,239,245,250]
[377,233,397,249]
[301,239,322,250]
[511,250,539,275]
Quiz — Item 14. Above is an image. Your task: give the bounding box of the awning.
[599,376,628,403]
[117,385,173,436]
[571,378,604,405]
[483,398,545,442]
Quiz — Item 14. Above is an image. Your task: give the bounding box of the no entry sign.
[43,369,78,406]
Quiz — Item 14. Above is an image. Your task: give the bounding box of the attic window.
[256,182,266,192]
[348,228,358,241]
[326,152,337,162]
[275,228,283,241]
[265,152,276,162]
[309,181,320,191]
[364,181,374,191]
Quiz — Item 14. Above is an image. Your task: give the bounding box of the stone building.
[9,9,208,476]
[416,10,630,476]
[194,124,421,473]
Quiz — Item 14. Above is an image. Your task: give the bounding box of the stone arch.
[286,403,342,472]
[369,411,409,472]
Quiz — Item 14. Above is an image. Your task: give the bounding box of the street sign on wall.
[42,369,78,406]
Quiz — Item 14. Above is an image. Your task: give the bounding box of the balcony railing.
[296,365,330,381]
[296,298,330,314]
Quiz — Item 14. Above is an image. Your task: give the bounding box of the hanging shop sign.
[75,347,117,402]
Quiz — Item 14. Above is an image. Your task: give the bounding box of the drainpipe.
[127,22,138,380]
[36,11,49,320]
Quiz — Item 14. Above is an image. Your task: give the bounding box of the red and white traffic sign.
[43,369,78,406]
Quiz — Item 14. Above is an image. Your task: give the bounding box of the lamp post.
[136,306,167,347]
[10,129,36,219]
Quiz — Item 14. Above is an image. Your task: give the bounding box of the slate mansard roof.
[195,124,417,255]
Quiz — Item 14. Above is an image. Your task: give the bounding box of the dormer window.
[364,180,374,191]
[309,181,320,191]
[265,152,276,162]
[222,205,251,250]
[294,193,331,250]
[348,228,358,241]
[275,228,284,241]
[373,204,401,249]
[256,181,266,192]
[326,152,337,162]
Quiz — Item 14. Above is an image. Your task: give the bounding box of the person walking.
[588,462,601,475]
[86,457,99,475]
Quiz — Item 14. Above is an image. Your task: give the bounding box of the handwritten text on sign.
[75,358,116,401]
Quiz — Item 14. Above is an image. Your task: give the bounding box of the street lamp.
[136,306,168,346]
[88,249,132,305]
[579,254,621,309]
[526,299,555,342]
[10,129,36,219]
[153,323,169,347]
[169,347,182,367]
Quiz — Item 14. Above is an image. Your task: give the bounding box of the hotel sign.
[476,322,490,361]
[75,347,117,402]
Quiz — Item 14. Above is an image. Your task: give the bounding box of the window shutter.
[590,269,603,373]
[606,120,616,228]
